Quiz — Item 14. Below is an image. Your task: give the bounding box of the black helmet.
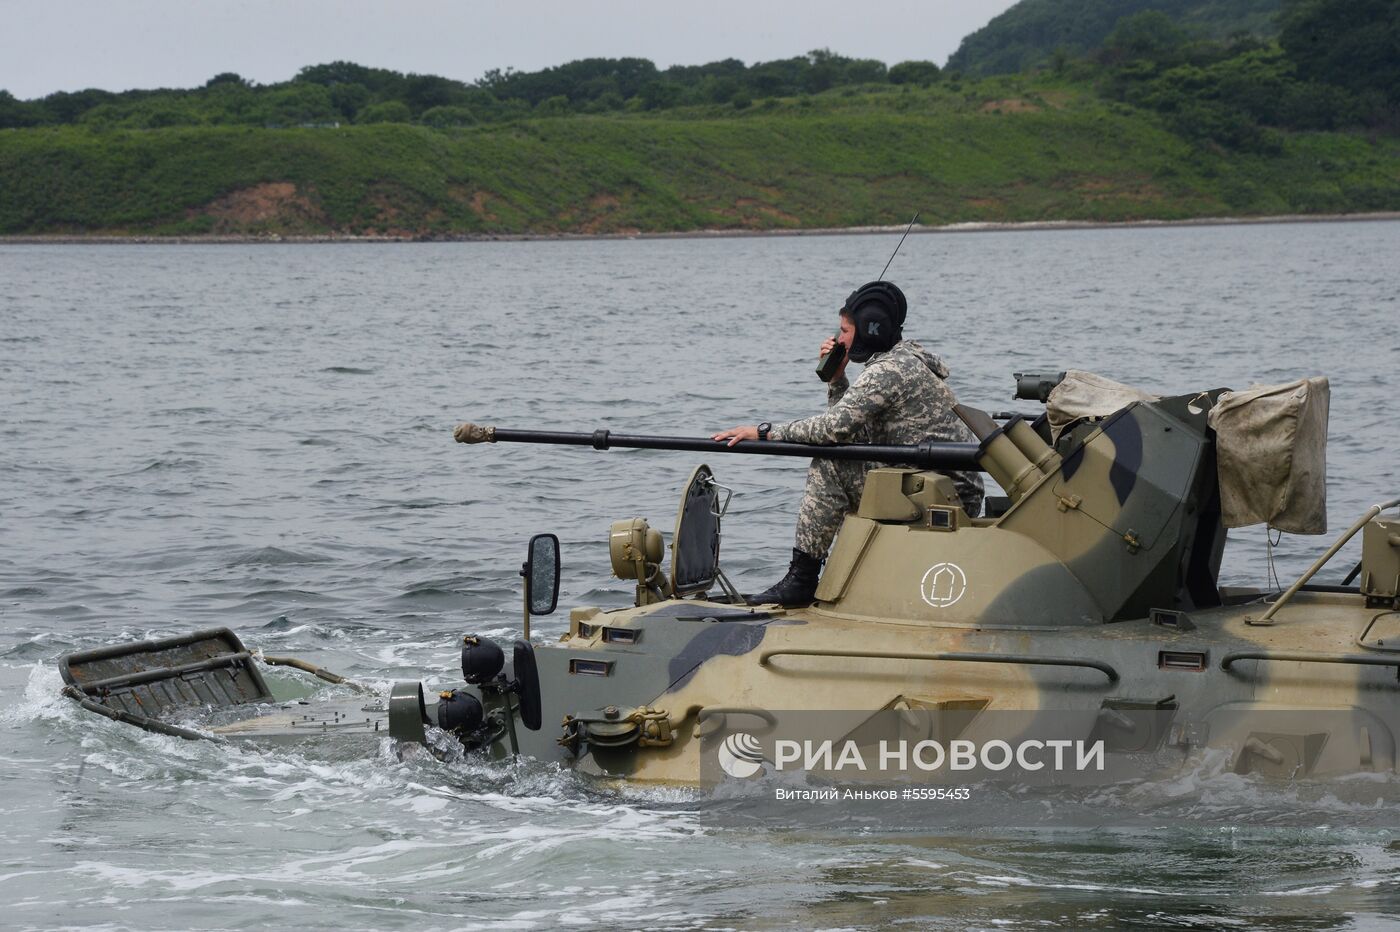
[842,280,907,363]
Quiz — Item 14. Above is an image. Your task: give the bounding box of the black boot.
[747,548,823,607]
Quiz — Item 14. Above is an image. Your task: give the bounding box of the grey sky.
[3,0,1018,100]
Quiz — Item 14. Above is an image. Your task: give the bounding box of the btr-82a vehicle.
[59,372,1400,786]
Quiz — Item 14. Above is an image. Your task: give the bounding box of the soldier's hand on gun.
[711,425,759,447]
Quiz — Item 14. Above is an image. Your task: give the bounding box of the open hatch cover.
[671,464,725,597]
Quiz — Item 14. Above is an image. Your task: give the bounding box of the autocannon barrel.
[454,423,983,471]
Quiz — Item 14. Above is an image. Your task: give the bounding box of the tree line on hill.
[1093,0,1400,150]
[0,51,944,130]
[947,0,1285,76]
[0,0,1393,156]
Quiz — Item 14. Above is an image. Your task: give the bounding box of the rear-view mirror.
[525,533,560,616]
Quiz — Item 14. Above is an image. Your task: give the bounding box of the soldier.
[712,281,984,606]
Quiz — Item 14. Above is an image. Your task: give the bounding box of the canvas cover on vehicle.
[1206,376,1329,534]
[1046,370,1160,440]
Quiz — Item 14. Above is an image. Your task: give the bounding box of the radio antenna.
[877,211,921,281]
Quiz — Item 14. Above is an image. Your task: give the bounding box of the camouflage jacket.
[772,340,985,513]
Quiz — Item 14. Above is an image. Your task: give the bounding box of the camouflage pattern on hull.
[462,391,1400,785]
[473,589,1400,784]
[58,384,1400,789]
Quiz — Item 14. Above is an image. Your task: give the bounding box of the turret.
[812,389,1229,627]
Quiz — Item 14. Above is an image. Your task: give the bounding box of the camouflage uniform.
[773,341,984,557]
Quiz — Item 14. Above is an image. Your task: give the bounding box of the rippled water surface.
[3,223,1400,930]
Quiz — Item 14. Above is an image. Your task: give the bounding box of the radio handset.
[815,335,846,383]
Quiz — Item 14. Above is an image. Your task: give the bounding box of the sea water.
[2,222,1398,929]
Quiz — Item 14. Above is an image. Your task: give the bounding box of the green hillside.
[947,0,1282,76]
[1,0,1397,238]
[3,78,1396,237]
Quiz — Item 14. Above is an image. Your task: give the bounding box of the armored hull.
[469,588,1400,783]
[58,378,1400,787]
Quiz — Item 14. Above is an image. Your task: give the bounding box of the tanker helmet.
[842,280,907,363]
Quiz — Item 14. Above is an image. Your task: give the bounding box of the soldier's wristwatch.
[757,422,772,441]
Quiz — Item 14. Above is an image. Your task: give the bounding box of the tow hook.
[558,706,673,755]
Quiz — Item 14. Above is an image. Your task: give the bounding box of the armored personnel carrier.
[58,372,1400,785]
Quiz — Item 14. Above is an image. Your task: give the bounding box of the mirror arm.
[520,560,532,641]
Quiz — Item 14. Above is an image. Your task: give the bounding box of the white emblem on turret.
[920,562,967,608]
